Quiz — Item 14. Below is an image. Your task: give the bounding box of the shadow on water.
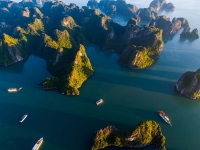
[0,101,134,150]
[86,44,118,59]
[2,136,34,150]
[135,69,182,80]
[104,145,155,150]
[89,72,176,96]
[114,105,155,119]
[0,56,29,74]
[113,106,169,127]
[162,35,175,43]
[172,87,200,107]
[179,36,198,43]
[167,148,181,150]
[77,96,98,105]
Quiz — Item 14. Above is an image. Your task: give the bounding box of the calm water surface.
[1,0,200,150]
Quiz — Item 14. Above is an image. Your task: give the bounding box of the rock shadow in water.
[114,105,155,120]
[89,72,176,96]
[2,136,34,150]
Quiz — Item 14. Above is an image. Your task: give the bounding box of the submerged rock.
[176,69,200,99]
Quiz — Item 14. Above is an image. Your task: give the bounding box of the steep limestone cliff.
[118,26,164,69]
[150,15,182,36]
[0,34,28,66]
[43,44,93,95]
[176,69,200,99]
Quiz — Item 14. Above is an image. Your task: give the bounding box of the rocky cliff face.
[88,0,175,22]
[150,15,182,36]
[61,16,78,29]
[118,26,164,69]
[43,44,94,95]
[173,17,189,28]
[0,1,94,96]
[136,8,156,21]
[180,27,199,40]
[0,34,28,66]
[87,0,98,9]
[176,69,200,99]
[92,120,166,150]
[149,0,175,12]
[0,0,167,95]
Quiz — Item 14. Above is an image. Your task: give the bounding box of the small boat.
[158,110,172,126]
[96,99,103,105]
[7,87,22,92]
[32,137,43,150]
[19,114,28,123]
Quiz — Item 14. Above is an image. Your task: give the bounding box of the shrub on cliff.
[118,26,164,69]
[0,34,27,65]
[92,120,166,150]
[43,44,93,95]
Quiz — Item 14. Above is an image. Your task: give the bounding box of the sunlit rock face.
[118,26,164,69]
[149,15,182,36]
[92,120,166,150]
[176,69,200,100]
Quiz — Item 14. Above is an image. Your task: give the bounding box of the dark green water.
[1,0,200,150]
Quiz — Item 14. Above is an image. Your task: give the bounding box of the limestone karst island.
[0,0,166,95]
[1,0,200,150]
[92,120,166,150]
[0,0,199,97]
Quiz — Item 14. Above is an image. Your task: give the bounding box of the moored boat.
[96,99,103,105]
[32,137,43,150]
[19,114,28,123]
[158,110,172,126]
[7,87,22,92]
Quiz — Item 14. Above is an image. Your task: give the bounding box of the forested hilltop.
[92,120,166,150]
[0,1,164,95]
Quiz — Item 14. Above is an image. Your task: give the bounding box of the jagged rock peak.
[149,0,175,12]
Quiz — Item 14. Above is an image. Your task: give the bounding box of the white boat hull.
[32,137,43,150]
[19,114,28,123]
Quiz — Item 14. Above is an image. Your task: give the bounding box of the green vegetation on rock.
[118,26,163,69]
[0,34,27,65]
[92,120,166,150]
[43,44,93,95]
[0,1,164,95]
[176,69,200,99]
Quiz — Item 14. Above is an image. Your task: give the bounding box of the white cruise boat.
[19,114,28,123]
[32,137,43,150]
[158,110,172,126]
[96,99,103,105]
[7,87,22,92]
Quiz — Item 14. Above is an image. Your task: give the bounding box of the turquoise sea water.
[1,0,200,150]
